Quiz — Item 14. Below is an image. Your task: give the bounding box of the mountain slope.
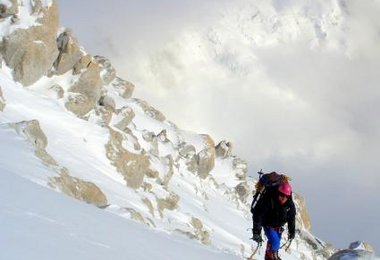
[0,0,377,259]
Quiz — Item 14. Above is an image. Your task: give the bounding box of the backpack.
[250,171,290,216]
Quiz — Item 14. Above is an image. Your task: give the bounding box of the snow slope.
[0,128,237,260]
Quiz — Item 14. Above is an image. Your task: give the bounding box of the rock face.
[191,217,211,245]
[136,99,165,121]
[113,107,135,131]
[105,128,158,189]
[215,140,232,158]
[111,77,134,99]
[65,55,103,116]
[157,192,180,218]
[197,135,216,179]
[53,29,83,75]
[0,1,59,86]
[235,182,250,203]
[294,194,312,231]
[94,55,116,85]
[50,169,108,207]
[0,86,5,111]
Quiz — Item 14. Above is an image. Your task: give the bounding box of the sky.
[59,0,380,253]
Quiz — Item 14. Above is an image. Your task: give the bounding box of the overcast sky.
[59,0,380,253]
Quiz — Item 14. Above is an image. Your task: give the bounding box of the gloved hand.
[252,233,263,243]
[288,231,295,240]
[252,229,263,243]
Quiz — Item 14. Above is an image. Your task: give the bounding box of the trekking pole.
[284,239,293,252]
[280,239,293,252]
[246,240,262,260]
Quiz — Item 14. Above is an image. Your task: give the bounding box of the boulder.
[179,143,196,158]
[157,129,169,142]
[113,106,135,131]
[94,55,116,85]
[215,140,232,158]
[186,154,198,174]
[197,134,216,179]
[191,217,211,245]
[65,55,103,116]
[105,128,157,189]
[157,192,180,217]
[235,182,250,203]
[111,77,134,99]
[0,0,18,19]
[98,95,116,111]
[0,1,59,86]
[136,99,166,122]
[53,29,83,75]
[9,120,57,166]
[50,169,108,207]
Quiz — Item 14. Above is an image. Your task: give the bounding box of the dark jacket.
[252,191,296,235]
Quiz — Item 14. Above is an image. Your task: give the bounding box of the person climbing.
[250,172,296,260]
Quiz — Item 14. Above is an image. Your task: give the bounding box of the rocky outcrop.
[233,157,248,180]
[50,169,108,207]
[98,95,116,111]
[161,155,175,187]
[191,217,211,245]
[111,77,134,99]
[197,135,216,179]
[126,208,146,224]
[349,241,374,252]
[49,84,64,99]
[9,120,57,166]
[0,0,18,19]
[328,242,376,260]
[294,194,312,231]
[215,140,232,158]
[94,55,116,85]
[105,128,158,189]
[65,55,102,116]
[113,106,135,131]
[0,86,5,111]
[53,29,83,75]
[235,182,250,203]
[92,95,116,126]
[136,99,165,122]
[157,192,180,218]
[0,1,59,86]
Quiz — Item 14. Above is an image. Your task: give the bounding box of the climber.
[251,180,296,260]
